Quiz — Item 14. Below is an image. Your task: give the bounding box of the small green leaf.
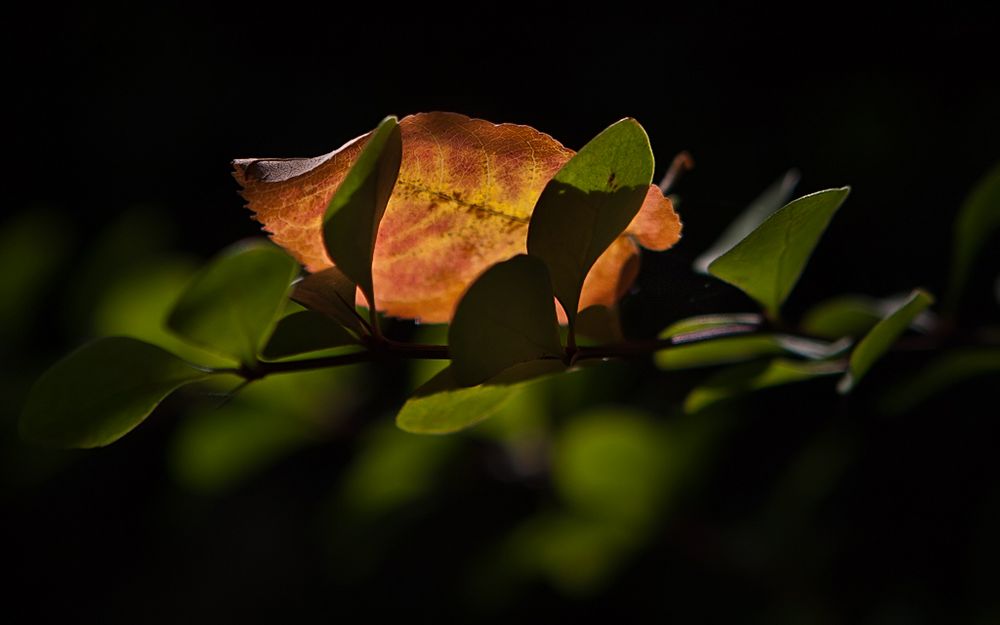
[527,118,654,326]
[694,169,800,273]
[879,348,1000,414]
[449,255,564,386]
[658,313,763,339]
[947,163,1000,310]
[397,361,565,434]
[20,337,212,448]
[685,358,844,413]
[167,240,298,364]
[800,295,882,339]
[322,116,402,308]
[654,333,844,370]
[708,187,851,318]
[261,310,360,360]
[292,266,366,337]
[838,289,935,393]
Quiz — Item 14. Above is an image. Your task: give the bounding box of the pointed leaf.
[292,266,366,337]
[694,169,800,274]
[449,255,564,386]
[708,187,850,317]
[685,358,844,413]
[20,337,212,448]
[654,333,843,370]
[838,289,935,393]
[234,112,680,323]
[397,361,565,434]
[261,310,360,360]
[167,240,299,364]
[527,118,654,325]
[658,313,763,339]
[322,116,402,307]
[947,163,1000,310]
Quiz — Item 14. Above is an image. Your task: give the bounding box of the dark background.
[4,9,999,623]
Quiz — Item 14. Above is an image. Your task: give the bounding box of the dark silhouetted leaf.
[322,116,402,308]
[167,240,298,364]
[838,289,934,393]
[708,187,850,318]
[527,119,655,326]
[396,361,565,434]
[575,305,623,344]
[262,310,360,360]
[449,255,563,386]
[20,337,213,448]
[292,266,366,337]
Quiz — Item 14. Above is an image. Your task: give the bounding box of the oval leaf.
[838,289,935,393]
[708,187,850,318]
[449,255,564,386]
[167,240,298,364]
[947,162,1000,310]
[397,361,565,434]
[261,310,360,360]
[20,337,212,448]
[654,333,843,370]
[684,358,844,413]
[322,116,402,307]
[234,112,681,323]
[526,118,654,326]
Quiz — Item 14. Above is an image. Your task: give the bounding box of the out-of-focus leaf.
[880,348,1000,414]
[449,255,563,386]
[396,361,565,434]
[170,367,351,492]
[658,313,763,339]
[800,295,883,339]
[838,289,935,393]
[685,358,844,413]
[694,169,800,274]
[261,310,360,360]
[654,333,842,370]
[20,337,213,448]
[527,118,654,326]
[235,112,679,323]
[708,188,851,318]
[947,163,1000,310]
[0,210,72,336]
[167,240,298,364]
[322,116,402,308]
[292,266,366,337]
[339,424,457,518]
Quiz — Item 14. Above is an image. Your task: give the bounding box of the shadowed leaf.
[292,266,366,337]
[20,337,213,448]
[838,289,934,393]
[527,119,654,326]
[167,240,299,364]
[708,187,850,318]
[685,358,844,413]
[449,255,563,386]
[262,310,360,360]
[654,333,843,370]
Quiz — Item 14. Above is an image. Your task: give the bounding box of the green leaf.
[694,169,800,273]
[292,266,366,337]
[167,240,298,364]
[947,163,1000,310]
[658,313,763,339]
[527,118,654,326]
[838,289,935,393]
[261,310,360,360]
[396,361,565,434]
[684,358,844,413]
[879,348,1000,414]
[20,337,212,448]
[708,187,851,318]
[322,116,402,308]
[800,295,882,340]
[449,255,564,386]
[655,333,846,370]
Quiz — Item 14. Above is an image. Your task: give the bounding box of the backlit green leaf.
[685,358,844,413]
[838,289,934,393]
[708,187,850,318]
[800,295,882,339]
[396,360,565,434]
[20,337,212,448]
[449,255,563,386]
[527,119,654,326]
[322,116,402,308]
[167,240,298,364]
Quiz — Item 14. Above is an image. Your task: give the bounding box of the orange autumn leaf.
[233,112,681,323]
